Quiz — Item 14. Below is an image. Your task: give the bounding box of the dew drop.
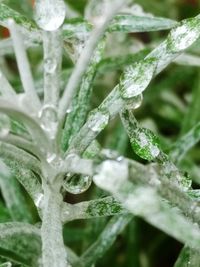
[130,127,160,161]
[34,0,66,31]
[0,113,10,138]
[38,104,58,139]
[88,109,109,133]
[46,153,57,163]
[120,58,156,99]
[63,174,92,194]
[85,0,108,26]
[124,94,143,110]
[35,193,44,208]
[44,58,57,74]
[167,18,200,52]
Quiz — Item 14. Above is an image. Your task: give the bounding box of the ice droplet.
[46,153,57,163]
[38,104,58,139]
[44,58,57,74]
[0,113,10,138]
[85,0,108,26]
[130,128,160,161]
[63,174,92,194]
[167,18,200,52]
[35,193,44,208]
[124,94,143,110]
[120,58,156,99]
[34,0,66,31]
[88,109,109,133]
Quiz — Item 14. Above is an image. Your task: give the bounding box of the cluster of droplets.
[0,113,10,138]
[34,0,66,31]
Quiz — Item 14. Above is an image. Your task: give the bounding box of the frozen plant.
[0,0,200,266]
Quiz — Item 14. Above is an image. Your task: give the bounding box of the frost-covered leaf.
[109,15,177,32]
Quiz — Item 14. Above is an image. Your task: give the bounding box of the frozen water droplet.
[0,113,10,138]
[44,58,57,74]
[39,104,58,139]
[168,18,200,52]
[34,0,66,31]
[88,109,109,133]
[93,159,128,192]
[130,128,160,161]
[46,153,57,163]
[120,58,156,99]
[85,0,108,26]
[124,94,143,110]
[63,174,92,194]
[35,193,44,208]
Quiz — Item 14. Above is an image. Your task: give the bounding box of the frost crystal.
[34,0,66,31]
[120,58,156,99]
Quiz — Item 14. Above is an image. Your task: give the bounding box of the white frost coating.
[88,110,109,132]
[93,160,128,192]
[168,21,200,51]
[34,0,66,31]
[124,187,159,216]
[0,113,10,138]
[120,59,156,99]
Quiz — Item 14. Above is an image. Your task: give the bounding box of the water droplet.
[130,127,160,161]
[85,0,108,26]
[35,193,44,208]
[44,58,57,74]
[88,109,109,133]
[63,174,92,194]
[34,0,66,31]
[120,58,156,99]
[168,18,200,52]
[38,104,58,139]
[46,153,57,163]
[0,113,10,138]
[124,94,143,110]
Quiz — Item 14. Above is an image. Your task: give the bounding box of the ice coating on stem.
[0,113,10,138]
[34,0,66,31]
[167,18,200,52]
[120,58,156,99]
[93,159,128,192]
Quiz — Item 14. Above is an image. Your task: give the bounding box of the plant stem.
[41,183,67,267]
[58,0,126,120]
